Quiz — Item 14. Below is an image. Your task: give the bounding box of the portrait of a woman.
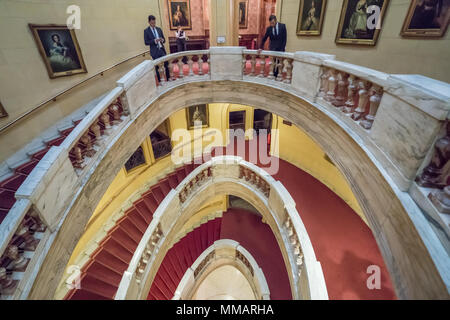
[168,0,192,30]
[48,34,80,72]
[344,0,369,38]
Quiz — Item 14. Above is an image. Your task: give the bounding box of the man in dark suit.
[144,15,170,82]
[258,15,287,77]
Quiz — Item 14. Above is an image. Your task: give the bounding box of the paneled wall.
[279,0,450,82]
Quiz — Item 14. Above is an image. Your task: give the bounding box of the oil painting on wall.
[168,0,192,30]
[401,0,450,37]
[296,0,327,36]
[29,24,87,78]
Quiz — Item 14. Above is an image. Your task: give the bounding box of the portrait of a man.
[401,0,450,37]
[186,105,209,129]
[29,24,87,78]
[239,0,249,29]
[296,0,327,35]
[336,0,390,45]
[168,0,192,30]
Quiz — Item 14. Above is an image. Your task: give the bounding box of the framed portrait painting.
[401,0,450,37]
[0,101,7,118]
[186,104,209,129]
[296,0,327,36]
[168,0,192,30]
[239,0,249,29]
[29,24,87,79]
[335,0,390,46]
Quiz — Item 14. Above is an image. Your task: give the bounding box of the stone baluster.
[187,55,194,77]
[90,121,102,145]
[169,60,175,81]
[429,186,450,214]
[276,58,284,81]
[360,85,382,130]
[100,109,112,135]
[416,122,450,188]
[16,221,39,251]
[325,69,337,102]
[0,267,17,295]
[343,75,357,114]
[250,55,257,76]
[72,146,85,169]
[198,56,204,76]
[177,58,184,79]
[283,59,293,84]
[110,104,121,125]
[351,80,370,121]
[318,68,329,98]
[80,133,95,157]
[206,55,210,75]
[158,64,166,84]
[268,57,275,80]
[332,72,348,108]
[5,245,29,272]
[290,235,297,246]
[258,55,266,77]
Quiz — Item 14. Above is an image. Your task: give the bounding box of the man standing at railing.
[145,15,170,82]
[258,15,287,78]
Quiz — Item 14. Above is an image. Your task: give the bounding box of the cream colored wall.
[0,0,163,162]
[271,114,365,222]
[280,0,450,83]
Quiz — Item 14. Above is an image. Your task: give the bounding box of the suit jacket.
[260,23,287,52]
[144,26,167,59]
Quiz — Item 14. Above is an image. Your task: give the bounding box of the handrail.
[0,50,150,134]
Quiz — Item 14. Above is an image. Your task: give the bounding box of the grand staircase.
[64,159,207,300]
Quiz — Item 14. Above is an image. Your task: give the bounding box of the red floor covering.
[212,138,396,300]
[220,208,292,300]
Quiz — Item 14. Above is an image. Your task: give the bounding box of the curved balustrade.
[172,239,270,300]
[115,156,328,300]
[0,47,448,299]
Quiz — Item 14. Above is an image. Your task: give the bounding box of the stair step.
[167,174,178,189]
[158,261,177,293]
[167,250,184,280]
[0,174,27,192]
[175,168,186,183]
[133,199,153,224]
[116,215,144,243]
[125,207,148,234]
[0,189,16,210]
[79,274,118,299]
[83,260,123,286]
[14,159,39,175]
[100,236,133,263]
[66,288,109,300]
[150,185,165,204]
[153,274,173,299]
[141,191,158,214]
[108,225,139,253]
[92,250,128,274]
[158,178,171,196]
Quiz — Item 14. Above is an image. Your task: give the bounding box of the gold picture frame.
[186,104,209,130]
[239,0,249,29]
[401,0,450,37]
[168,0,192,30]
[335,0,390,46]
[0,101,7,118]
[29,24,87,79]
[296,0,327,36]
